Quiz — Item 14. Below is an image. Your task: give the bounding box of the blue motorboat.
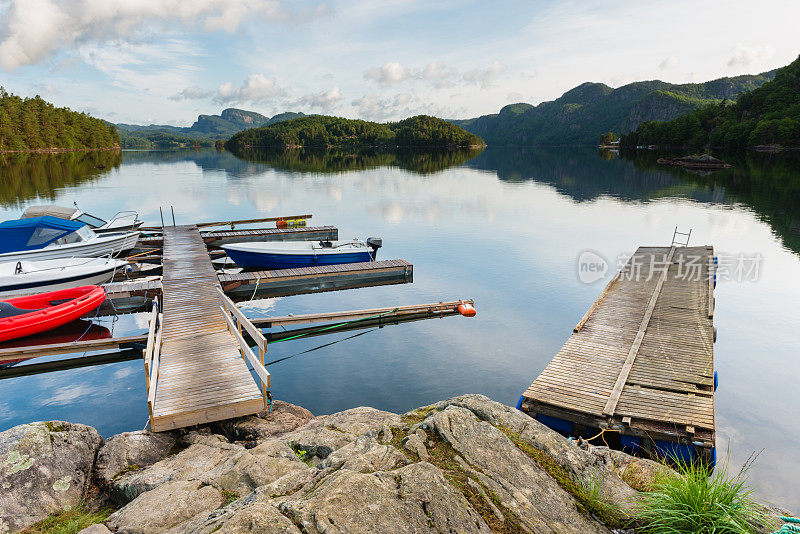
[222,238,382,270]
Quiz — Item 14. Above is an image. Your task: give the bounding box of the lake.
[0,146,798,511]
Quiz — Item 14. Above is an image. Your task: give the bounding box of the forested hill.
[621,55,800,150]
[117,108,305,148]
[225,115,486,150]
[0,88,120,152]
[452,70,776,146]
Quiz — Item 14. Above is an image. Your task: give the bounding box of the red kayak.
[0,286,106,343]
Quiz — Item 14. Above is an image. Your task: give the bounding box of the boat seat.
[0,302,40,319]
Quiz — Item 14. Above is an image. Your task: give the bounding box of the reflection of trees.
[228,147,485,175]
[0,150,122,207]
[621,150,800,255]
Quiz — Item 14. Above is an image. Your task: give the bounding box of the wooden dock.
[147,225,267,432]
[136,225,338,248]
[102,259,413,305]
[519,246,716,462]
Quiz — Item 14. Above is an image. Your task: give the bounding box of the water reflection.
[227,147,485,175]
[0,150,122,207]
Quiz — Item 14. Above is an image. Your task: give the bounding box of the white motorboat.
[0,257,128,298]
[0,216,139,263]
[21,204,143,233]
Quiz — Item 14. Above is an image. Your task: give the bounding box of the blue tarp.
[0,216,86,254]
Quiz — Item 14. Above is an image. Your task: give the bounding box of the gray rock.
[95,430,178,484]
[111,441,244,504]
[0,421,102,532]
[433,394,640,513]
[424,405,611,533]
[106,480,223,534]
[402,433,429,461]
[213,401,314,442]
[280,407,401,454]
[187,494,302,533]
[76,524,112,534]
[320,434,409,473]
[275,462,491,534]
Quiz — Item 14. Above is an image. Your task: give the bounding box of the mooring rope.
[263,329,376,366]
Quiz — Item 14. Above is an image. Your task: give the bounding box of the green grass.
[636,456,762,533]
[22,505,111,534]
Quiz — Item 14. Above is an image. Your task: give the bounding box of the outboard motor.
[366,237,382,260]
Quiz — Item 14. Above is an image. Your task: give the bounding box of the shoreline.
[0,146,122,155]
[0,394,793,533]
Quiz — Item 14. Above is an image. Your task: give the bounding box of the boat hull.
[224,248,373,270]
[0,286,106,342]
[0,260,124,298]
[0,232,139,263]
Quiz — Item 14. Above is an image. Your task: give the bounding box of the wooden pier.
[146,225,268,431]
[519,246,716,462]
[136,225,338,249]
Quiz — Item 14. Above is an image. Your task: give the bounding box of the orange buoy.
[457,302,476,317]
[276,219,288,229]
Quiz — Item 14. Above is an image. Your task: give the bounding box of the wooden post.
[259,346,267,405]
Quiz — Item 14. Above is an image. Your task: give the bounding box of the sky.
[0,0,798,126]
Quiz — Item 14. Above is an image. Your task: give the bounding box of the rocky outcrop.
[3,395,792,533]
[0,421,102,532]
[95,430,178,485]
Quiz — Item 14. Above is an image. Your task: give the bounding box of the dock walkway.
[150,225,264,431]
[519,246,716,461]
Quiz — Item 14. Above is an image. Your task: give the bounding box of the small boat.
[21,204,143,233]
[0,257,128,298]
[0,286,106,342]
[0,216,139,263]
[222,238,383,269]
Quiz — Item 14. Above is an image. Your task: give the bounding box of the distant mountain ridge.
[117,108,305,148]
[452,70,777,146]
[621,54,800,149]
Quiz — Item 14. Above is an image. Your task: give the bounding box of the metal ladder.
[671,226,692,247]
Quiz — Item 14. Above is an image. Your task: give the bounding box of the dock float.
[519,246,716,464]
[102,260,413,304]
[136,225,339,249]
[146,225,269,432]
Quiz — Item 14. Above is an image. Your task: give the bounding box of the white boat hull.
[0,232,139,263]
[0,258,127,298]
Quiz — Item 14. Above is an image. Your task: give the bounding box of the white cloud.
[0,0,284,70]
[463,60,507,89]
[364,62,410,84]
[297,86,342,111]
[659,56,679,70]
[351,92,463,121]
[215,74,285,105]
[170,85,213,100]
[727,44,775,69]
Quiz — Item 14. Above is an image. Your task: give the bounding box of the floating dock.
[136,225,338,249]
[146,225,267,431]
[518,246,716,463]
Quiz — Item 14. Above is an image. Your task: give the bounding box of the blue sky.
[0,0,798,125]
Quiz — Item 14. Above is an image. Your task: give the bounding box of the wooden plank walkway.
[137,225,338,248]
[520,246,716,453]
[150,225,264,432]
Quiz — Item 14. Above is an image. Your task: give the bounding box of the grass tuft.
[220,489,240,506]
[22,505,111,534]
[636,455,762,534]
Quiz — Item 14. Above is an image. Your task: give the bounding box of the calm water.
[1,147,798,511]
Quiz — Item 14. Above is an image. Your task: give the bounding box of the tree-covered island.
[225,115,486,150]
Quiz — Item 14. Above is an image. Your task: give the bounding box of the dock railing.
[143,300,163,423]
[216,287,271,403]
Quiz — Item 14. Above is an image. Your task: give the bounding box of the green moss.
[220,489,240,506]
[21,505,111,534]
[498,427,631,529]
[43,422,68,433]
[402,406,436,425]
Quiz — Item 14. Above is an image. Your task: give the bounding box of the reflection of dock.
[519,246,716,463]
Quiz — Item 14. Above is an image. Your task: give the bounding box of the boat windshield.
[74,212,107,228]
